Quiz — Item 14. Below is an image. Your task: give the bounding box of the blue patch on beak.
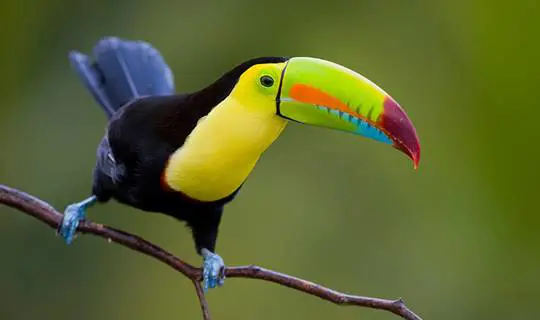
[316,105,392,144]
[355,120,392,144]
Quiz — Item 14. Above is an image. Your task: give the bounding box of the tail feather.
[69,51,116,116]
[69,37,175,118]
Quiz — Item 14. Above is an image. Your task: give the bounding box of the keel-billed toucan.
[60,37,420,290]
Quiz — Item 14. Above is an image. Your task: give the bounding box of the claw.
[58,196,97,244]
[201,249,225,292]
[59,204,84,244]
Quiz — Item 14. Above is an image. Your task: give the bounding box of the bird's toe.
[58,203,86,244]
[202,251,225,291]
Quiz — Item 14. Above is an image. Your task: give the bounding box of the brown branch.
[193,280,211,320]
[0,184,422,320]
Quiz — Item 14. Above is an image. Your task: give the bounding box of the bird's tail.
[68,37,175,118]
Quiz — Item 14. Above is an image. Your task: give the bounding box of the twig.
[193,280,211,320]
[0,184,422,320]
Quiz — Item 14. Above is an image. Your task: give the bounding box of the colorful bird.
[60,37,420,291]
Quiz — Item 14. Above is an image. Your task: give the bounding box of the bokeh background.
[1,1,539,319]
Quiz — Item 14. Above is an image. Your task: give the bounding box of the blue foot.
[58,196,96,244]
[201,248,225,291]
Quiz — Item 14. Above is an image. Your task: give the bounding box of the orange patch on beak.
[289,84,379,128]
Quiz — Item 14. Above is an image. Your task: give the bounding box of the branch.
[193,280,211,320]
[0,184,422,320]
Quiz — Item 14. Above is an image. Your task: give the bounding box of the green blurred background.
[1,0,539,319]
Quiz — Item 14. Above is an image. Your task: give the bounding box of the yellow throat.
[164,63,288,202]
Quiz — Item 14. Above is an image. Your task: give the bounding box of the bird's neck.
[164,96,287,202]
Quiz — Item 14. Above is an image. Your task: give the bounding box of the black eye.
[260,75,274,87]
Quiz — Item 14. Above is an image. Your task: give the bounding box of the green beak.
[277,57,420,168]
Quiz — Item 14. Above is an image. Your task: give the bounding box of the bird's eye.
[259,75,274,87]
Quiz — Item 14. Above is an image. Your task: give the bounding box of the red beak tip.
[382,96,421,170]
[412,150,420,169]
[393,143,420,170]
[410,149,420,170]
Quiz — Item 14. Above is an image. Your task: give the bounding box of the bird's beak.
[277,57,420,168]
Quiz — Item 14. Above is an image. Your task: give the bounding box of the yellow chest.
[164,97,287,202]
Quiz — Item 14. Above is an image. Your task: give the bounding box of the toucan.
[60,37,420,291]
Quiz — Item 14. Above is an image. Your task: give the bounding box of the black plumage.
[70,37,286,253]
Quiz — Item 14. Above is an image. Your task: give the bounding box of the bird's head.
[227,57,420,168]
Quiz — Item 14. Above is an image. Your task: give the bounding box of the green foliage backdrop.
[1,1,538,319]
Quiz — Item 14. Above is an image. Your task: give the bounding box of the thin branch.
[0,184,422,320]
[193,280,211,320]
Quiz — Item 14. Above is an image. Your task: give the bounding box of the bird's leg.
[189,207,225,291]
[201,248,225,291]
[58,195,97,244]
